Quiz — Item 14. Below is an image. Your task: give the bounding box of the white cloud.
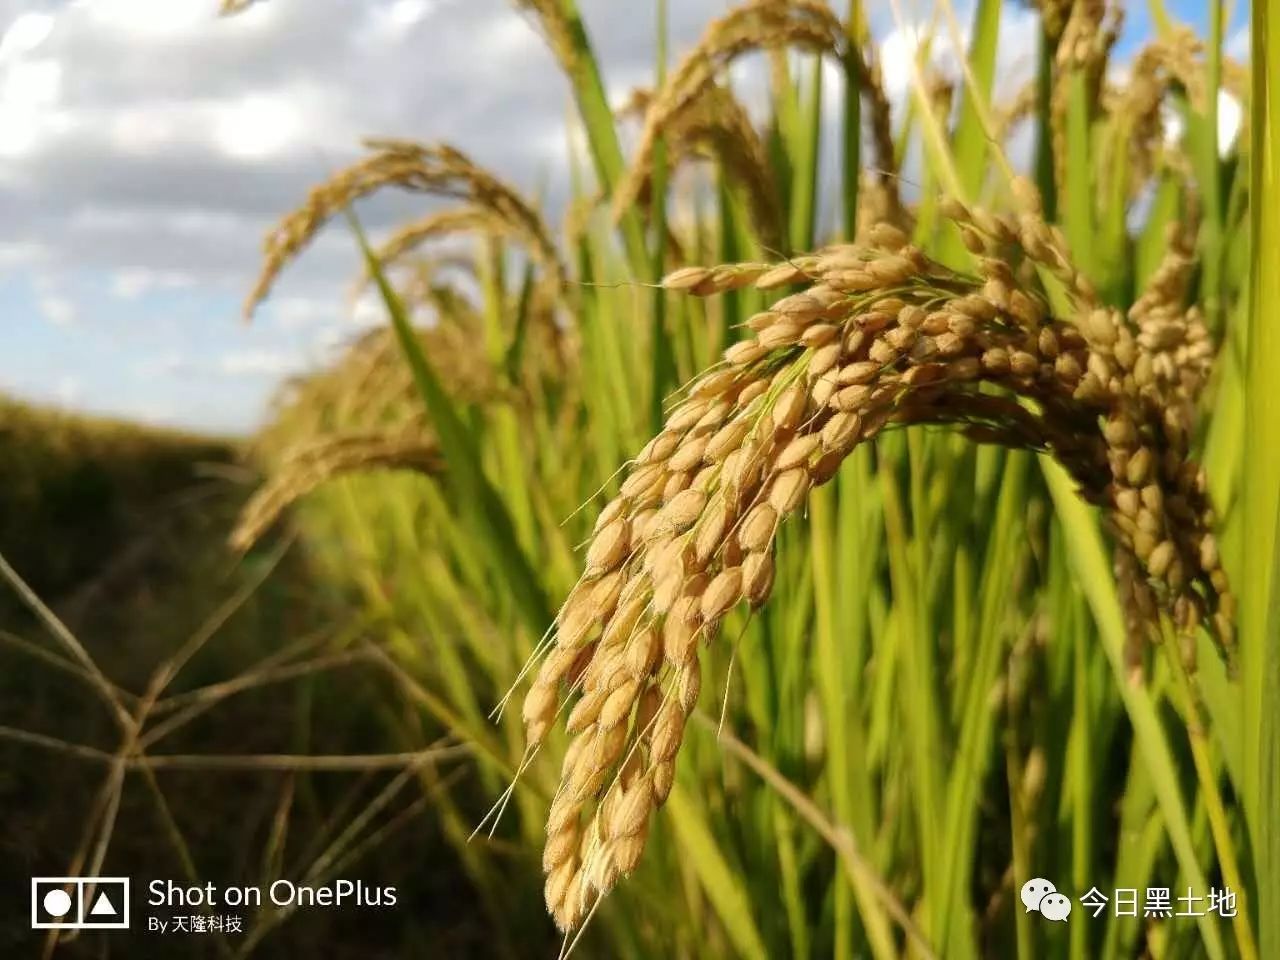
[39,293,77,326]
[100,88,334,160]
[264,295,342,330]
[0,113,43,157]
[110,268,197,299]
[74,205,250,239]
[315,323,366,358]
[387,0,433,27]
[3,0,737,433]
[878,6,1038,107]
[352,290,390,330]
[870,5,1039,184]
[106,101,208,156]
[2,56,60,105]
[0,241,46,267]
[0,12,55,61]
[486,7,541,55]
[79,0,218,41]
[134,352,190,377]
[364,0,438,41]
[212,92,305,159]
[1160,90,1243,159]
[879,22,930,100]
[218,348,309,377]
[0,55,64,157]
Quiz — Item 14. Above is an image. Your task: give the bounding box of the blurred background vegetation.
[0,400,511,957]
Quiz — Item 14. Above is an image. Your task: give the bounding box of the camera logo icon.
[31,877,130,930]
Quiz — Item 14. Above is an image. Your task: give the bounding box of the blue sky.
[0,0,1251,435]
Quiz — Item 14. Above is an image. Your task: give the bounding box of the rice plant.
[232,0,1275,957]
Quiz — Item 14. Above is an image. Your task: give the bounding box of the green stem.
[648,0,675,432]
[1202,0,1225,333]
[1162,623,1258,960]
[1246,6,1280,957]
[1042,457,1226,960]
[841,1,862,240]
[555,0,650,276]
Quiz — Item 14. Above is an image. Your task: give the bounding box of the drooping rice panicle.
[527,180,1233,930]
[617,84,782,250]
[611,0,847,234]
[244,138,565,317]
[1049,0,1123,190]
[230,432,443,551]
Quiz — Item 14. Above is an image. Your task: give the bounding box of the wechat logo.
[1021,877,1072,922]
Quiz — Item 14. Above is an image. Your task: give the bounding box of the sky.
[0,0,1250,435]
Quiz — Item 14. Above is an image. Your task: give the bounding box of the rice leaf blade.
[348,213,552,635]
[666,785,770,960]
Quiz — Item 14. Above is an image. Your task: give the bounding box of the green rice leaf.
[1245,5,1280,953]
[348,213,552,635]
[1042,457,1226,960]
[667,785,769,960]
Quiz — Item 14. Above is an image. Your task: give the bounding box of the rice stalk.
[1246,4,1280,955]
[513,0,651,277]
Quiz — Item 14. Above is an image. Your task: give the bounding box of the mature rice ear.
[244,139,564,317]
[533,193,1232,927]
[1046,0,1123,190]
[612,0,846,235]
[1102,26,1212,192]
[230,433,443,551]
[615,82,783,250]
[221,0,866,255]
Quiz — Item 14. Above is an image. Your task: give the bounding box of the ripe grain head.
[524,187,1234,928]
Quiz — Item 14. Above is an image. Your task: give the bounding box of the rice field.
[4,0,1277,957]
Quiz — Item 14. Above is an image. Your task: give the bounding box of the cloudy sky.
[0,0,1248,435]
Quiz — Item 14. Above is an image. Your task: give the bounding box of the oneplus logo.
[31,877,130,930]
